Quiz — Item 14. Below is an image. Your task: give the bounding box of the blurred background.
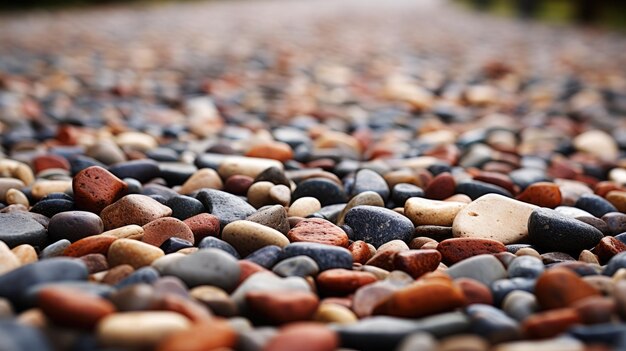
[1,0,626,29]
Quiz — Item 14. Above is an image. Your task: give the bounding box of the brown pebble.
[102,264,135,285]
[534,268,600,310]
[456,278,494,306]
[246,141,294,162]
[11,244,37,265]
[287,218,349,247]
[238,260,269,285]
[142,217,195,247]
[246,291,319,324]
[38,287,115,329]
[73,166,128,213]
[437,238,506,265]
[515,182,562,208]
[224,175,254,195]
[409,237,438,249]
[392,249,442,278]
[33,154,70,173]
[425,172,456,200]
[101,194,172,230]
[149,293,212,323]
[262,322,339,351]
[348,240,373,264]
[365,240,409,271]
[591,236,626,264]
[522,308,581,339]
[80,253,109,274]
[183,213,220,243]
[316,269,378,296]
[572,296,615,324]
[156,320,237,351]
[64,235,117,257]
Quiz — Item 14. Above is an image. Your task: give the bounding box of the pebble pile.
[2,0,626,350]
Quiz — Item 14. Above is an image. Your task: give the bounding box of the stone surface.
[97,312,191,348]
[0,213,47,249]
[437,238,506,264]
[73,166,128,213]
[287,218,349,247]
[142,217,194,247]
[101,194,172,230]
[528,208,604,254]
[405,197,466,226]
[108,238,165,269]
[344,205,414,248]
[160,248,240,290]
[222,220,290,257]
[48,211,104,243]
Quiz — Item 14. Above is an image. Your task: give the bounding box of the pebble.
[246,290,319,324]
[190,286,238,317]
[516,182,562,208]
[437,238,506,264]
[218,155,284,179]
[404,197,466,226]
[195,189,256,228]
[522,308,582,339]
[160,249,240,290]
[231,272,312,312]
[291,178,347,207]
[142,217,194,247]
[262,322,338,351]
[507,255,545,279]
[288,218,349,247]
[165,195,205,220]
[0,213,47,249]
[183,213,220,242]
[288,197,322,218]
[575,194,618,218]
[528,208,604,254]
[178,168,223,194]
[5,188,29,207]
[72,166,128,213]
[156,320,237,351]
[350,169,390,201]
[466,304,521,343]
[393,249,442,278]
[101,194,172,230]
[222,220,290,257]
[97,311,191,348]
[591,236,626,263]
[534,268,600,309]
[11,244,37,265]
[107,238,165,269]
[316,269,378,295]
[272,255,320,278]
[452,194,537,244]
[197,236,240,257]
[246,205,290,236]
[344,205,414,248]
[425,172,456,200]
[0,241,20,275]
[37,286,115,329]
[280,242,353,271]
[48,210,104,242]
[446,254,507,285]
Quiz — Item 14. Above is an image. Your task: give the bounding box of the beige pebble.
[179,168,223,194]
[404,197,465,226]
[288,197,321,217]
[515,248,541,259]
[108,239,164,269]
[314,303,357,324]
[492,337,584,351]
[97,312,191,348]
[102,225,145,239]
[337,191,385,226]
[115,132,158,152]
[31,180,72,199]
[247,181,274,208]
[269,184,291,207]
[151,253,185,272]
[222,220,289,257]
[0,178,25,202]
[6,189,29,207]
[11,244,37,265]
[0,241,21,275]
[190,285,238,317]
[438,334,489,351]
[0,159,34,186]
[452,194,537,244]
[17,308,48,328]
[573,130,618,161]
[579,250,600,265]
[218,156,283,179]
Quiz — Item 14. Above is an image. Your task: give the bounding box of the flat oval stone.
[292,178,347,207]
[108,238,165,269]
[425,172,456,200]
[502,290,539,322]
[288,197,322,218]
[30,198,74,218]
[254,166,290,187]
[195,189,256,228]
[344,205,414,248]
[528,208,604,255]
[48,211,103,243]
[507,255,545,279]
[40,239,71,258]
[178,168,223,195]
[279,242,353,271]
[224,174,254,195]
[244,245,282,268]
[72,166,128,213]
[404,197,466,226]
[350,169,389,202]
[456,278,493,306]
[316,269,378,295]
[0,258,88,309]
[37,286,115,329]
[108,159,160,183]
[0,241,20,275]
[142,217,194,247]
[63,235,117,257]
[160,249,240,291]
[246,290,319,324]
[231,272,312,312]
[97,312,191,349]
[535,268,600,309]
[0,213,47,249]
[222,220,289,257]
[452,194,537,244]
[273,255,319,278]
[393,249,441,279]
[198,237,240,258]
[101,194,172,230]
[246,205,290,236]
[516,182,562,208]
[437,238,506,264]
[165,195,205,220]
[446,254,507,286]
[575,194,618,218]
[218,155,284,179]
[288,218,349,247]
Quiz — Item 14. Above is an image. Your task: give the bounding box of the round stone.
[107,239,165,269]
[160,249,240,291]
[101,194,172,230]
[528,208,604,255]
[48,211,104,243]
[344,205,414,248]
[222,220,289,257]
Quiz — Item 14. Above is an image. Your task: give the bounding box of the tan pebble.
[31,180,72,199]
[438,334,489,351]
[0,178,25,202]
[17,308,47,328]
[404,197,465,226]
[579,250,600,265]
[337,191,384,226]
[269,185,291,207]
[314,303,357,324]
[177,248,198,255]
[360,265,389,280]
[151,253,185,273]
[102,225,145,239]
[100,195,172,230]
[179,168,223,194]
[247,181,274,208]
[453,194,537,244]
[5,188,28,207]
[613,268,626,282]
[115,132,158,152]
[409,237,438,249]
[222,220,289,256]
[492,338,584,351]
[444,194,473,203]
[515,248,541,259]
[421,242,439,250]
[583,276,614,296]
[288,197,321,217]
[218,156,283,179]
[0,241,21,274]
[607,190,626,212]
[11,244,37,265]
[97,312,191,348]
[108,239,164,269]
[190,286,238,317]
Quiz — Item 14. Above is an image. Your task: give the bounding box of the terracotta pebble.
[316,269,378,295]
[288,218,349,247]
[73,166,128,213]
[515,182,562,208]
[183,213,220,243]
[63,235,117,257]
[522,308,582,339]
[262,322,339,351]
[437,238,507,265]
[392,249,442,278]
[246,290,319,324]
[591,236,626,264]
[534,268,600,310]
[156,320,237,351]
[424,172,456,200]
[38,287,116,329]
[101,194,172,230]
[348,240,373,264]
[142,217,195,247]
